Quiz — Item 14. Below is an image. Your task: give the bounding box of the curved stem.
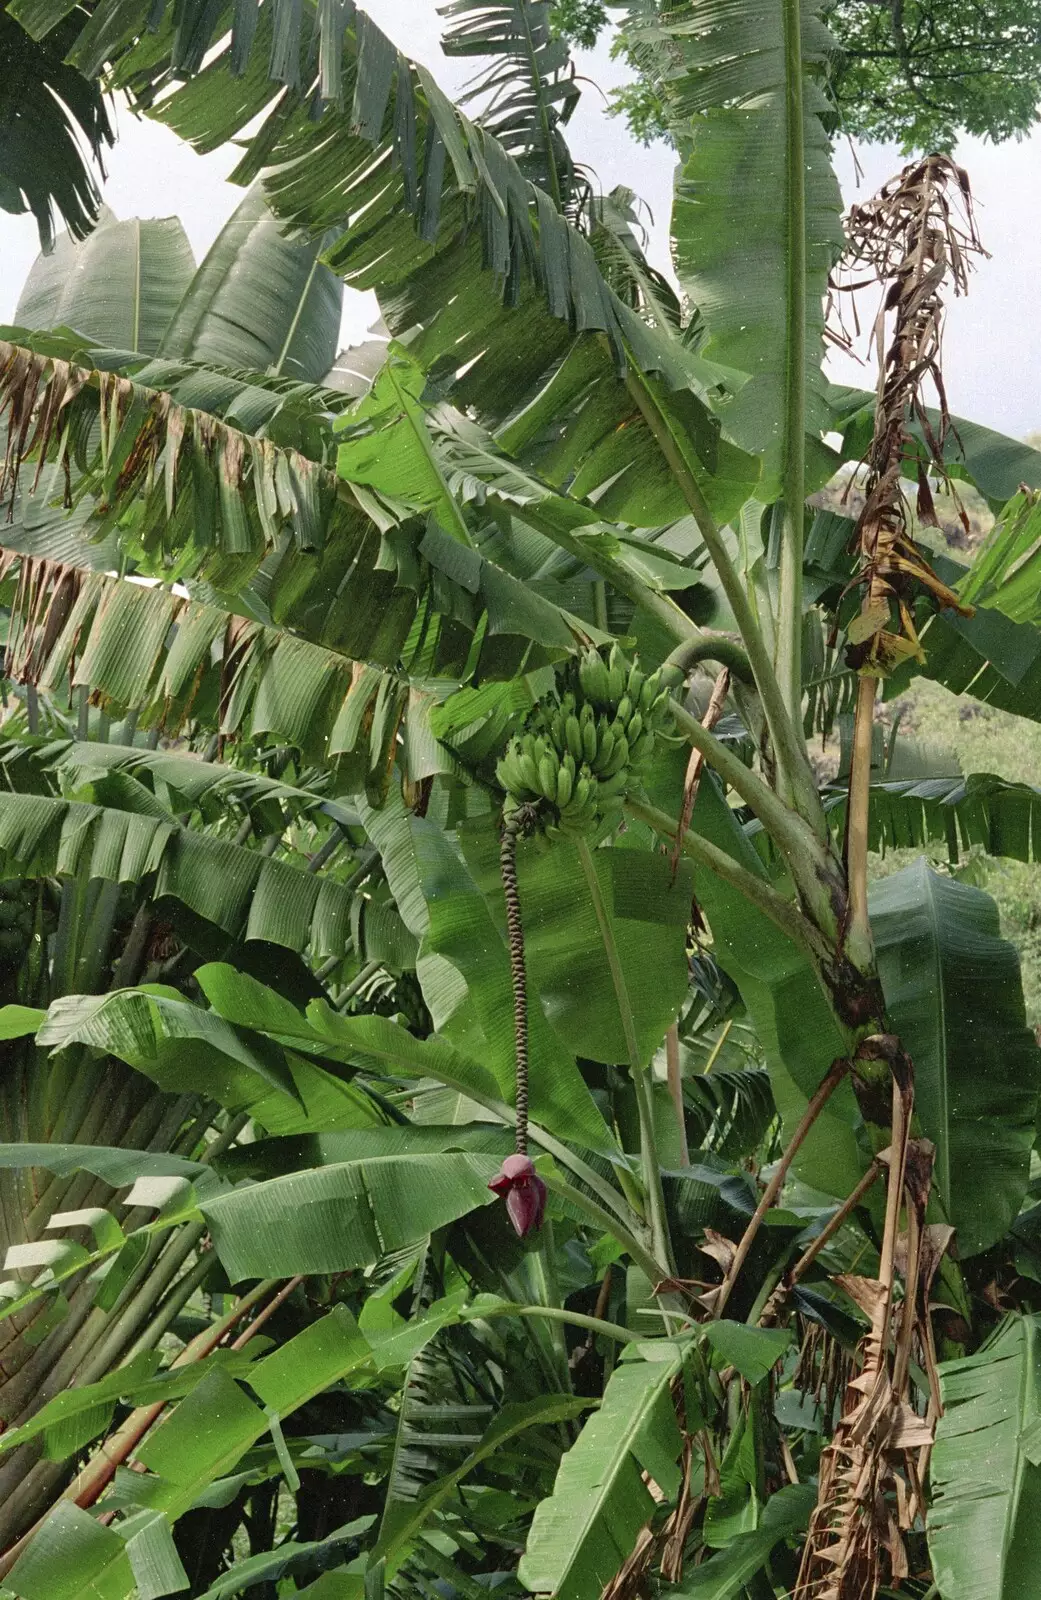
[622,369,824,838]
[464,1299,637,1347]
[625,796,822,957]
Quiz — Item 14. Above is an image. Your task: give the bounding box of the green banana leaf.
[671,1482,815,1599]
[15,212,196,356]
[5,1305,377,1599]
[201,1151,501,1279]
[829,384,1041,507]
[822,771,1041,865]
[928,1313,1041,1599]
[957,489,1041,626]
[0,791,359,958]
[513,834,695,1069]
[518,1341,688,1600]
[409,816,615,1151]
[870,860,1040,1256]
[668,0,844,493]
[160,184,342,381]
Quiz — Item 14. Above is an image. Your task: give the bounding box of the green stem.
[118,1248,218,1365]
[541,1170,665,1285]
[511,502,700,647]
[624,796,823,957]
[575,838,675,1276]
[623,368,825,838]
[463,1299,636,1347]
[776,0,808,742]
[632,1065,676,1277]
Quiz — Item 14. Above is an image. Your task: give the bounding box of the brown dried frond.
[830,155,985,675]
[796,1078,951,1599]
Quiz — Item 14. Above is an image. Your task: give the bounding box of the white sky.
[2,0,1038,438]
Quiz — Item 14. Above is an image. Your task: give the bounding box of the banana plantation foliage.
[1,2,1041,1598]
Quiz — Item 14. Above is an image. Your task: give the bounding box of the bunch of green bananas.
[496,645,682,837]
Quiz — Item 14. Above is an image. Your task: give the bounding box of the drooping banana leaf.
[928,1313,1041,1600]
[0,790,361,958]
[439,0,580,206]
[15,212,196,357]
[0,6,113,251]
[870,859,1040,1256]
[822,771,1041,865]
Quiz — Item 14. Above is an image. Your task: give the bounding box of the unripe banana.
[639,674,659,712]
[630,731,655,764]
[556,763,574,808]
[607,645,626,701]
[627,710,643,745]
[581,717,598,764]
[497,751,529,796]
[626,663,645,704]
[572,774,592,810]
[591,726,616,775]
[580,701,595,729]
[517,745,541,794]
[579,649,611,705]
[615,694,632,728]
[538,752,560,801]
[597,769,630,799]
[649,689,672,724]
[603,732,629,776]
[565,714,584,763]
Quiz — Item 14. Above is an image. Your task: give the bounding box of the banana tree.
[1,1,1041,1597]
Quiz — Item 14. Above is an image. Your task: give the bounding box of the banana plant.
[0,0,1041,1597]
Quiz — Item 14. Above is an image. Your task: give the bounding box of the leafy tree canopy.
[553,0,1041,151]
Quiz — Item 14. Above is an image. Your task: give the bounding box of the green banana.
[565,714,584,763]
[581,716,598,764]
[517,743,542,795]
[602,733,629,777]
[630,731,655,764]
[556,763,574,808]
[626,663,645,705]
[579,649,611,705]
[615,694,632,728]
[627,710,644,745]
[607,645,626,701]
[639,673,660,712]
[591,725,616,775]
[538,750,560,801]
[597,769,630,799]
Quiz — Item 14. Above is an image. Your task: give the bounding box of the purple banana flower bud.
[488,1153,547,1238]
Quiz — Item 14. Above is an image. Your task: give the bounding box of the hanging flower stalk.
[488,807,547,1237]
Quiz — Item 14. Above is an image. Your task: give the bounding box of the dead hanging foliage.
[838,155,986,956]
[795,1042,953,1600]
[0,340,363,575]
[830,153,983,676]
